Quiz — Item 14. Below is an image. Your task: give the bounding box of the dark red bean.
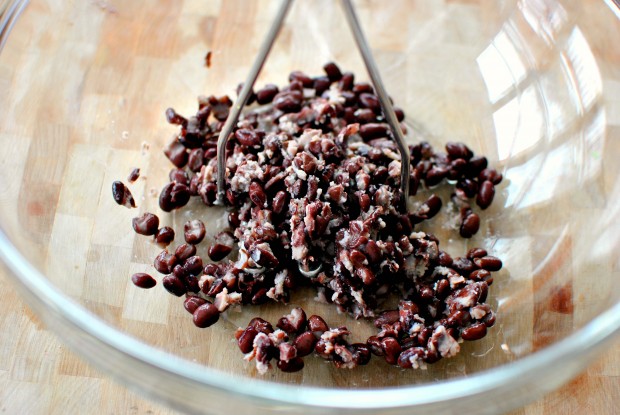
[174,243,196,261]
[353,82,373,94]
[294,331,318,357]
[350,343,371,366]
[273,90,302,113]
[452,257,476,276]
[127,168,140,183]
[159,182,190,212]
[154,226,175,246]
[359,123,388,140]
[193,302,220,328]
[206,278,225,297]
[307,315,329,335]
[184,296,207,314]
[249,181,267,207]
[446,142,473,160]
[238,325,259,353]
[235,129,261,147]
[323,62,343,82]
[460,212,480,238]
[169,168,189,186]
[132,213,159,236]
[381,337,402,365]
[276,308,307,334]
[313,76,331,96]
[162,275,186,296]
[476,180,495,209]
[249,317,274,334]
[289,70,313,88]
[393,107,405,122]
[165,107,187,125]
[131,273,156,289]
[236,82,256,105]
[466,155,488,177]
[208,231,235,261]
[338,72,354,90]
[184,256,203,276]
[425,166,449,187]
[187,148,205,172]
[461,323,487,341]
[469,268,492,283]
[256,84,279,105]
[272,190,288,214]
[184,219,206,244]
[467,248,487,260]
[355,108,376,124]
[479,168,503,185]
[367,336,384,356]
[154,250,177,274]
[112,181,136,208]
[358,93,380,112]
[163,140,188,168]
[277,357,304,373]
[374,310,399,328]
[474,256,503,271]
[397,347,426,369]
[438,251,453,267]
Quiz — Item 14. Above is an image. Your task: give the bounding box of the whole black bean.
[184,219,206,244]
[187,148,205,172]
[476,180,495,209]
[393,107,405,122]
[184,296,207,314]
[249,181,267,207]
[461,323,487,341]
[323,62,343,81]
[174,243,197,261]
[277,357,304,373]
[359,123,388,140]
[208,231,235,261]
[235,129,261,147]
[163,140,188,168]
[438,251,453,267]
[159,182,190,212]
[193,302,220,328]
[127,168,140,183]
[350,343,371,366]
[154,226,175,246]
[445,142,473,160]
[169,168,189,186]
[474,256,503,271]
[466,155,487,177]
[397,347,426,369]
[466,248,487,260]
[162,275,186,296]
[132,212,159,236]
[294,331,318,357]
[358,93,380,112]
[256,84,279,104]
[289,70,313,88]
[479,168,503,185]
[367,336,384,356]
[131,273,156,289]
[313,76,331,96]
[238,325,259,353]
[184,256,203,276]
[273,90,302,113]
[460,212,480,238]
[112,181,136,208]
[154,250,177,274]
[338,72,354,90]
[452,257,476,275]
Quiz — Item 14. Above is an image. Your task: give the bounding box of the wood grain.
[0,0,619,413]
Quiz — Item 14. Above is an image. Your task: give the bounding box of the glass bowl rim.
[1,0,619,410]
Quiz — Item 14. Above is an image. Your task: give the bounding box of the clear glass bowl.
[1,0,619,413]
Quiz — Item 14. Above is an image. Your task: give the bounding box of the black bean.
[235,129,261,147]
[461,323,487,341]
[163,140,188,168]
[237,325,259,353]
[313,76,331,96]
[323,62,343,81]
[359,123,388,140]
[169,168,189,186]
[154,250,177,274]
[132,213,159,236]
[358,93,380,112]
[112,181,136,208]
[460,212,480,238]
[273,90,302,113]
[249,181,267,208]
[256,84,279,104]
[466,155,487,177]
[294,331,318,357]
[397,347,425,369]
[184,255,203,276]
[154,226,175,246]
[127,168,140,183]
[474,256,503,271]
[476,180,495,209]
[338,72,354,90]
[162,275,186,296]
[289,70,313,88]
[159,182,190,212]
[445,142,473,160]
[184,219,206,244]
[277,357,304,373]
[452,257,476,276]
[184,296,206,314]
[193,302,220,328]
[131,273,156,289]
[249,317,274,334]
[187,148,205,172]
[374,310,399,328]
[208,231,235,261]
[175,243,197,262]
[307,315,329,335]
[165,107,187,125]
[479,168,503,185]
[350,343,371,366]
[381,337,402,365]
[466,248,487,260]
